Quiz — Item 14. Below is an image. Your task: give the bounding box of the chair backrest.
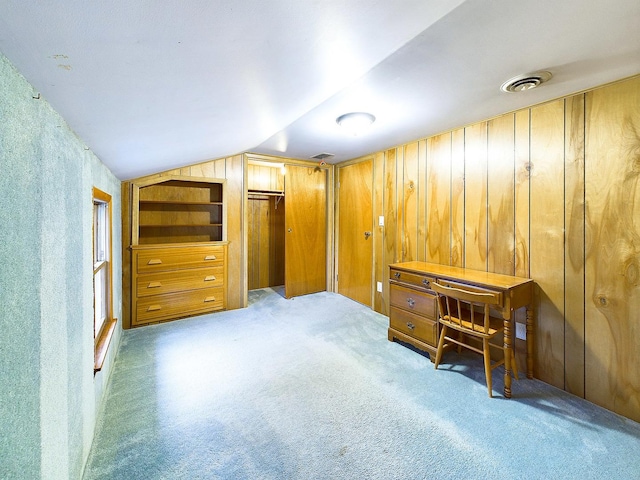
[431,282,501,335]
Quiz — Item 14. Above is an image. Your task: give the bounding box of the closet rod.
[248,190,284,197]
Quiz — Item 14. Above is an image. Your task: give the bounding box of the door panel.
[338,161,373,306]
[285,165,327,298]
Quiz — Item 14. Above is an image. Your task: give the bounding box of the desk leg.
[503,318,513,399]
[526,306,534,379]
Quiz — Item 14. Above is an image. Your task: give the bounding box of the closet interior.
[247,160,285,291]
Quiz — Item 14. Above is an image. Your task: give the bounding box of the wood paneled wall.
[361,75,640,422]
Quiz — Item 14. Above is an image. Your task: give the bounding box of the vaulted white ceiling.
[1,0,639,180]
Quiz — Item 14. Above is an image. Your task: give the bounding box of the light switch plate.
[376,281,383,293]
[378,215,384,227]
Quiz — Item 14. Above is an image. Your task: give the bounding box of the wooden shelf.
[140,224,223,228]
[133,177,226,245]
[140,200,223,206]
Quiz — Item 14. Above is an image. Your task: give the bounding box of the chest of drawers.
[131,243,227,326]
[388,265,439,361]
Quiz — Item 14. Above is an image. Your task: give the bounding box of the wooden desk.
[389,261,534,398]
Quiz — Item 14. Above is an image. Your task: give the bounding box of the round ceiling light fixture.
[336,112,376,135]
[500,71,552,93]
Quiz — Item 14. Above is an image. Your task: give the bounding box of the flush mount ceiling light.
[336,112,376,135]
[500,71,552,93]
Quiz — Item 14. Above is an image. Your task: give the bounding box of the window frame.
[92,187,117,373]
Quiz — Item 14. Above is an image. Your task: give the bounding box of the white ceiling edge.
[1,0,639,179]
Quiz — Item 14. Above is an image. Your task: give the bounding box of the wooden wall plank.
[395,147,405,261]
[514,110,531,279]
[121,181,132,329]
[487,114,516,275]
[564,93,586,397]
[464,122,488,271]
[269,196,285,287]
[513,108,531,371]
[225,154,245,309]
[585,77,640,422]
[382,148,398,315]
[403,142,419,261]
[373,152,385,313]
[247,198,258,289]
[426,133,451,264]
[257,199,270,287]
[417,140,428,262]
[529,100,565,388]
[451,129,465,268]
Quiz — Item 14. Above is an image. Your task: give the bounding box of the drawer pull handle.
[422,279,430,288]
[204,255,217,261]
[407,322,415,330]
[407,298,415,308]
[147,259,162,265]
[394,272,401,279]
[204,296,217,302]
[147,281,162,288]
[147,305,162,312]
[204,275,216,281]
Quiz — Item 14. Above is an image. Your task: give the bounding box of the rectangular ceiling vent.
[310,152,335,160]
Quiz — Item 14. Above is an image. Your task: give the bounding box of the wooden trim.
[93,186,114,340]
[94,317,117,373]
[121,182,132,329]
[135,174,227,188]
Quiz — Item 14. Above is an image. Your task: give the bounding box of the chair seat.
[439,311,503,337]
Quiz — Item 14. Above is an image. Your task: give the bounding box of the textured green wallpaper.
[0,52,122,480]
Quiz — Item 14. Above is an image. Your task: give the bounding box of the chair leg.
[434,325,448,369]
[511,349,519,380]
[483,338,493,398]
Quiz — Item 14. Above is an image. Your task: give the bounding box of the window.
[93,187,116,372]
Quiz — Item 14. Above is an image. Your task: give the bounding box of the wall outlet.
[378,215,384,227]
[515,322,526,340]
[376,281,383,293]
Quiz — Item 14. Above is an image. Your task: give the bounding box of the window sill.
[94,317,117,374]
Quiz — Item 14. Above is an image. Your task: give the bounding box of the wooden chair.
[431,281,518,397]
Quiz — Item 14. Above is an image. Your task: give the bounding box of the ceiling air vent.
[310,152,335,160]
[501,71,552,93]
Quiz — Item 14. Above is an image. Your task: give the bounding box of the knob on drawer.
[407,322,415,330]
[407,297,415,308]
[394,272,401,279]
[422,278,430,288]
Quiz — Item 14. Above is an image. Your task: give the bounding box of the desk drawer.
[390,306,438,346]
[135,287,224,325]
[136,245,225,273]
[136,266,224,297]
[390,284,436,318]
[390,268,435,290]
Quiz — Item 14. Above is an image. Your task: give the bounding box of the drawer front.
[390,306,438,346]
[436,279,503,305]
[389,268,435,290]
[136,266,224,297]
[136,245,225,273]
[135,287,224,325]
[390,284,436,318]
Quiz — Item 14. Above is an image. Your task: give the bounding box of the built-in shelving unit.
[133,178,225,245]
[129,175,228,327]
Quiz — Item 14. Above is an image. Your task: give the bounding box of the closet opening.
[247,160,286,297]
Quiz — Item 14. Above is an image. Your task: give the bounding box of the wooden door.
[337,161,373,306]
[285,165,327,298]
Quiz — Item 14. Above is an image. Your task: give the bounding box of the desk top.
[389,261,532,291]
[389,262,533,316]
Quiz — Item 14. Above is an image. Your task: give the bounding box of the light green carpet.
[83,288,640,479]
